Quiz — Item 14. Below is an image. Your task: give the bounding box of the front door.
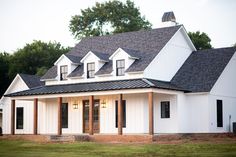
[83,100,100,133]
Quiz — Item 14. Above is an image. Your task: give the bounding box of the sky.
[0,0,236,53]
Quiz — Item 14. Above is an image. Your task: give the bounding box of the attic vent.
[162,11,176,23]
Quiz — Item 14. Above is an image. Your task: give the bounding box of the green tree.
[233,43,236,47]
[8,40,70,80]
[0,52,11,95]
[69,0,152,39]
[188,31,212,50]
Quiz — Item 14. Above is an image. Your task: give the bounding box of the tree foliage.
[0,52,11,95]
[0,41,70,96]
[8,40,70,79]
[188,31,212,50]
[233,43,236,47]
[69,0,152,39]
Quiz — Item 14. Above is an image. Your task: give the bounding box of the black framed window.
[87,62,95,78]
[16,107,24,129]
[217,100,223,127]
[62,103,68,128]
[116,60,125,76]
[161,101,170,118]
[60,65,68,80]
[115,100,126,128]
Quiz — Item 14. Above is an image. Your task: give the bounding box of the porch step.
[48,135,90,142]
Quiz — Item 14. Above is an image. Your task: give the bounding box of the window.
[217,100,223,127]
[16,107,24,129]
[62,103,68,128]
[87,62,95,78]
[115,100,126,128]
[161,101,170,118]
[60,65,68,80]
[116,60,125,76]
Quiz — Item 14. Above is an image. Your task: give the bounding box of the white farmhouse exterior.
[1,24,236,137]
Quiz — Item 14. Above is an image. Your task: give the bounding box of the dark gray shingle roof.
[171,47,236,92]
[95,61,113,75]
[41,25,181,79]
[64,54,81,64]
[19,74,44,88]
[67,64,84,78]
[5,78,187,97]
[41,66,57,80]
[91,51,110,61]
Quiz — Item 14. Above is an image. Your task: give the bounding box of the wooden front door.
[83,100,100,133]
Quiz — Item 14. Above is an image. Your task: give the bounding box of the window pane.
[217,100,223,127]
[60,65,68,80]
[161,101,170,118]
[87,63,95,78]
[16,107,24,129]
[62,103,68,128]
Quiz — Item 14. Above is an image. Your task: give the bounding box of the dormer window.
[60,65,68,80]
[87,62,95,78]
[116,59,125,76]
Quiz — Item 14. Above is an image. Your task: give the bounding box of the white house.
[1,20,236,137]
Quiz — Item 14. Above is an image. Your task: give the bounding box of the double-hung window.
[161,101,170,118]
[16,107,24,129]
[60,65,68,80]
[116,60,125,76]
[87,62,95,78]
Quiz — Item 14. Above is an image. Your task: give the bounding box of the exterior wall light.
[101,100,106,108]
[73,104,78,109]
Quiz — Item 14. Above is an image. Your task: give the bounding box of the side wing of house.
[0,75,32,134]
[209,51,236,132]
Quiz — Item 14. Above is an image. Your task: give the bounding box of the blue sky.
[1,0,236,53]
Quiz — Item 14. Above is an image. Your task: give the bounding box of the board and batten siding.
[209,52,236,133]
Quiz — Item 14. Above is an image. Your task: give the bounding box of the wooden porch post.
[33,98,38,135]
[57,97,62,135]
[148,92,154,135]
[89,95,94,135]
[11,99,15,135]
[118,94,123,135]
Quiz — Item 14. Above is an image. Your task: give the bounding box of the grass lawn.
[0,140,236,157]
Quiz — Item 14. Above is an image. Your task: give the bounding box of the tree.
[188,31,212,50]
[69,0,152,39]
[8,40,70,80]
[0,52,11,96]
[233,43,236,47]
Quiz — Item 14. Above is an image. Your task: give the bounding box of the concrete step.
[48,135,90,142]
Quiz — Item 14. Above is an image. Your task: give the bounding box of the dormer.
[54,54,81,81]
[80,51,109,79]
[109,48,139,77]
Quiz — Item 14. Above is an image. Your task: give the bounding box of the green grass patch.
[0,140,236,157]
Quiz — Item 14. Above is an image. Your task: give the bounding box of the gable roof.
[41,25,181,79]
[19,74,44,88]
[171,47,236,92]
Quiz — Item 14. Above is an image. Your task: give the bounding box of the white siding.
[183,94,209,133]
[154,94,178,133]
[15,100,34,134]
[209,52,236,133]
[144,28,193,81]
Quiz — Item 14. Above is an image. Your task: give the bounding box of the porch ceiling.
[5,78,187,97]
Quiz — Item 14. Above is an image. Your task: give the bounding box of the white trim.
[109,48,139,60]
[180,26,197,51]
[126,71,143,74]
[54,54,73,65]
[80,51,108,63]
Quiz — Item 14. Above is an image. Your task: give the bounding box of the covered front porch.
[9,88,181,136]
